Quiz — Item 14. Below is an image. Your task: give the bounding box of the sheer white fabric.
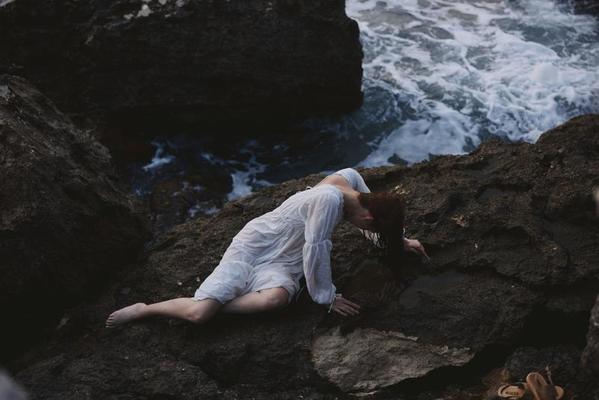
[302,190,341,305]
[193,167,375,307]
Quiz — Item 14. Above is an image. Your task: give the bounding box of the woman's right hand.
[329,294,361,316]
[403,237,429,260]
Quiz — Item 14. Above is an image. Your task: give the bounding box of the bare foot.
[105,303,147,328]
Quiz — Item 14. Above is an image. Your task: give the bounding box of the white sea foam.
[188,203,219,218]
[346,0,599,166]
[137,4,152,17]
[142,141,174,171]
[226,141,273,201]
[139,138,273,216]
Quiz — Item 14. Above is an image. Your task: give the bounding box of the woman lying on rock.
[106,167,428,327]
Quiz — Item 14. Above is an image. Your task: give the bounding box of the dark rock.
[502,345,599,399]
[10,115,599,399]
[0,0,363,134]
[148,174,228,232]
[504,346,582,387]
[0,75,150,361]
[310,268,539,394]
[565,0,599,15]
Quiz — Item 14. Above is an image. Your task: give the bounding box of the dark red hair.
[357,192,406,254]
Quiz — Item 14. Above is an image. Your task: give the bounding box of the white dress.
[193,167,376,307]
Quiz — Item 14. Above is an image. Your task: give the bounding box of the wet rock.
[10,115,599,399]
[0,75,150,360]
[0,0,363,134]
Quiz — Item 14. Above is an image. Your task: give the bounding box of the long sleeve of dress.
[302,191,340,306]
[333,168,383,248]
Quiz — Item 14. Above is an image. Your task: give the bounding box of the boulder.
[10,115,599,399]
[311,326,474,394]
[0,0,363,134]
[0,75,150,360]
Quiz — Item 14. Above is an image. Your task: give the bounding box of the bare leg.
[105,297,222,327]
[106,288,289,327]
[221,287,289,314]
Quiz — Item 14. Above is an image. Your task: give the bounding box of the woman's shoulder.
[311,183,344,200]
[330,167,365,189]
[309,185,344,222]
[333,167,361,176]
[277,183,342,216]
[293,184,343,215]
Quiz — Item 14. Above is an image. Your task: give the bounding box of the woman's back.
[232,167,372,266]
[257,167,368,223]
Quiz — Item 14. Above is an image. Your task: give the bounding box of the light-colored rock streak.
[311,327,473,394]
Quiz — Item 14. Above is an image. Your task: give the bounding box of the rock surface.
[504,346,583,394]
[0,0,362,133]
[0,75,150,360]
[9,115,599,399]
[311,326,474,394]
[568,0,599,15]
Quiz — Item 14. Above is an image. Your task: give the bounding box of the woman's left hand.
[403,238,429,259]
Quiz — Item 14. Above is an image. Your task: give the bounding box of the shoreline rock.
[0,0,363,135]
[0,75,151,361]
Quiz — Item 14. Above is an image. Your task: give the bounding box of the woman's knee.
[185,300,220,323]
[261,288,289,310]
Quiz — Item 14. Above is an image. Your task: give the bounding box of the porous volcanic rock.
[10,115,599,399]
[0,75,150,360]
[0,0,363,133]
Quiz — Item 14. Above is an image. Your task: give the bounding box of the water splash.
[345,0,599,165]
[133,0,599,219]
[142,141,175,171]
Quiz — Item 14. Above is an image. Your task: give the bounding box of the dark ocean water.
[133,0,599,219]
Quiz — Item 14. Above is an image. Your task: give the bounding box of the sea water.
[137,0,599,216]
[344,0,599,165]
